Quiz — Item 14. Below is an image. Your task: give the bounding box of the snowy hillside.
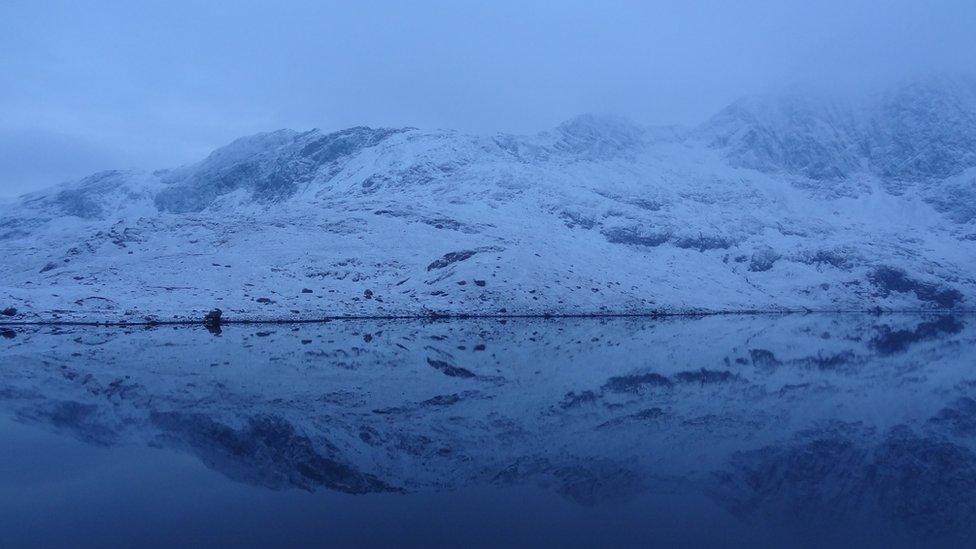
[2,77,976,322]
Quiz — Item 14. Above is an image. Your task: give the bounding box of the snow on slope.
[1,78,975,322]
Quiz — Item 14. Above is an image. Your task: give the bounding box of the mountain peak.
[549,114,645,159]
[699,74,976,182]
[154,126,412,213]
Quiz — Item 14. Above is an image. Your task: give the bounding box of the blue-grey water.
[1,314,975,548]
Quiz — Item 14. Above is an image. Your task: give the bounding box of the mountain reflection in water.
[1,314,974,548]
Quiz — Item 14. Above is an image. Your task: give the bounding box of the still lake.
[1,314,975,548]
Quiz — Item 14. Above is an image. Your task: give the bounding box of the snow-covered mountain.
[2,77,976,322]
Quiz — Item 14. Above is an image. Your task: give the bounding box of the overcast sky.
[2,0,975,198]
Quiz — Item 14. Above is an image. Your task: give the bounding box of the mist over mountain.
[701,74,976,183]
[1,76,975,322]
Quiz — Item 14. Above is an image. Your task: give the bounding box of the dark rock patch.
[748,247,780,272]
[797,249,859,270]
[427,250,477,271]
[426,358,476,378]
[422,217,463,231]
[18,400,117,445]
[801,351,856,370]
[560,390,600,409]
[629,198,663,211]
[749,349,782,369]
[673,369,739,384]
[559,210,597,229]
[869,266,964,308]
[870,316,965,355]
[602,372,672,393]
[602,227,670,248]
[150,412,393,493]
[673,234,734,252]
[929,398,976,437]
[420,394,463,407]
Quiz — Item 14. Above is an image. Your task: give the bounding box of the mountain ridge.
[1,77,975,322]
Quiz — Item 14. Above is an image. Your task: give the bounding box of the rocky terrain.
[2,76,976,322]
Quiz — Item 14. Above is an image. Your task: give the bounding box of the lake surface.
[1,314,975,548]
